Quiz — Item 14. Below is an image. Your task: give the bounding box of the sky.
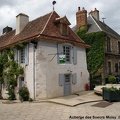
[0,0,120,35]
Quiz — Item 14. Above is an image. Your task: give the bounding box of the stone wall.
[35,41,89,99]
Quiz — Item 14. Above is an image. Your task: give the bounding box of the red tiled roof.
[0,11,90,50]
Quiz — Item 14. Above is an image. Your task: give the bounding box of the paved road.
[0,100,120,120]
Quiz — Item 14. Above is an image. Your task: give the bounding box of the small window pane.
[63,46,71,63]
[20,48,25,63]
[65,74,70,82]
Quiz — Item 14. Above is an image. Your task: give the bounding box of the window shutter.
[57,43,63,64]
[72,73,77,84]
[25,44,29,65]
[59,74,64,86]
[14,48,18,62]
[73,46,77,65]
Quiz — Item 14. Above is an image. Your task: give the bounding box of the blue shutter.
[72,73,77,84]
[59,74,64,86]
[57,43,63,64]
[73,46,77,65]
[25,44,29,65]
[14,48,18,62]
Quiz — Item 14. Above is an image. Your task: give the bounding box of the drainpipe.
[33,44,35,100]
[30,41,37,100]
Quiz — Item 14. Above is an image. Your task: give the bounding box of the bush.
[18,86,29,101]
[104,86,119,92]
[29,98,33,102]
[108,76,116,84]
[6,87,16,100]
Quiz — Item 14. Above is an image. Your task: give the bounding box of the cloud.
[0,0,120,34]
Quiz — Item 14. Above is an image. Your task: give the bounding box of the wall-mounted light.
[30,40,38,49]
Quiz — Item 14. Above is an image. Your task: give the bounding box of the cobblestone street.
[0,100,120,120]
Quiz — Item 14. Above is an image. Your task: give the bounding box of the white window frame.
[63,45,71,64]
[20,47,25,64]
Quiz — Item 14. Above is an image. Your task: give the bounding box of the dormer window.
[61,23,68,36]
[55,16,71,36]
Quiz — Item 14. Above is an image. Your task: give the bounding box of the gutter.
[33,44,35,100]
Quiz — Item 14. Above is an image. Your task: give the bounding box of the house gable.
[88,16,120,39]
[0,11,90,50]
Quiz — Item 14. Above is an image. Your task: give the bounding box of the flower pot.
[103,88,120,102]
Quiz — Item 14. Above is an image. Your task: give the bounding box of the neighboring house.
[0,11,90,100]
[73,7,120,83]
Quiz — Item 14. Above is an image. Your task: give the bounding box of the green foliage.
[108,76,116,84]
[6,86,16,100]
[29,98,33,102]
[77,30,106,75]
[18,86,29,101]
[104,86,119,92]
[16,42,25,50]
[0,46,24,100]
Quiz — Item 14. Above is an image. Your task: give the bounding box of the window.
[118,42,120,54]
[108,61,112,75]
[63,46,71,63]
[65,74,70,82]
[62,23,68,36]
[107,37,111,52]
[57,43,77,65]
[115,63,118,72]
[20,48,25,63]
[59,73,77,86]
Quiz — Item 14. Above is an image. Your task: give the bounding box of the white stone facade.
[28,40,89,99]
[1,40,89,100]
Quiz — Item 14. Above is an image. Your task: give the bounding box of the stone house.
[73,7,120,82]
[0,11,90,100]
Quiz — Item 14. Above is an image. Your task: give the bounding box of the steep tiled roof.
[72,15,120,39]
[0,11,90,50]
[88,15,120,38]
[87,16,102,33]
[0,30,15,48]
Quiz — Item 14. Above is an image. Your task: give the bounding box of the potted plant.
[103,87,120,102]
[108,76,116,84]
[102,76,120,102]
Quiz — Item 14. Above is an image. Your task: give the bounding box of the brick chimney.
[16,13,29,35]
[3,26,12,34]
[76,7,87,32]
[89,8,99,21]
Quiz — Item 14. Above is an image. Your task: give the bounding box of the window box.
[102,87,120,102]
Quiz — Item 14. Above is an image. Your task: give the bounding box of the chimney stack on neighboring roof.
[89,8,99,21]
[76,7,87,32]
[16,13,29,35]
[3,26,12,34]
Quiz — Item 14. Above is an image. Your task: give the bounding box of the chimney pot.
[76,7,87,31]
[16,13,29,35]
[78,7,80,11]
[89,8,99,21]
[3,26,12,34]
[82,7,85,11]
[94,8,97,11]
